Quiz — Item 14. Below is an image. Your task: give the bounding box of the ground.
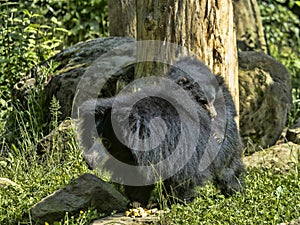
[91,142,300,225]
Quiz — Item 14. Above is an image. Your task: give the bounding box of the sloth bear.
[78,57,245,206]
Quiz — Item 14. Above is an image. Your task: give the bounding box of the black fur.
[78,57,245,205]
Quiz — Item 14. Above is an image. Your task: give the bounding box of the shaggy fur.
[78,58,245,205]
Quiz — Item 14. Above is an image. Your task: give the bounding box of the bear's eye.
[195,96,208,105]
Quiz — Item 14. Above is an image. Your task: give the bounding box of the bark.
[108,0,239,113]
[135,0,239,111]
[108,0,136,37]
[234,0,267,53]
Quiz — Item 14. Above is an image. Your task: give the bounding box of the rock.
[286,118,300,144]
[16,39,292,153]
[44,36,135,121]
[30,173,128,224]
[278,218,300,225]
[8,37,134,122]
[238,51,292,153]
[243,142,299,173]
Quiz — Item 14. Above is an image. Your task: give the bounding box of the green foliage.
[0,94,94,224]
[0,1,68,124]
[0,0,108,106]
[0,0,299,224]
[0,0,109,145]
[55,209,104,225]
[0,2,109,222]
[258,0,300,121]
[258,0,300,82]
[0,62,55,147]
[163,167,300,224]
[22,0,109,46]
[0,1,67,79]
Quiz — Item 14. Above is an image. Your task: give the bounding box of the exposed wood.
[135,0,239,112]
[234,0,267,53]
[108,0,136,37]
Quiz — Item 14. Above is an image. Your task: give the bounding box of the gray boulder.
[44,36,135,121]
[30,173,128,224]
[238,51,292,153]
[44,42,292,153]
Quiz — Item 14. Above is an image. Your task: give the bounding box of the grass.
[0,69,299,225]
[1,1,299,224]
[0,116,92,224]
[163,166,300,224]
[0,51,299,225]
[1,101,299,225]
[0,82,99,224]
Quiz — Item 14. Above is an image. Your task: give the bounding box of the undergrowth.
[163,165,300,225]
[1,132,299,224]
[0,1,299,224]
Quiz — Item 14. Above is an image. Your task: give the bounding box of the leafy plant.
[21,0,109,46]
[258,0,300,121]
[0,1,68,120]
[1,0,299,224]
[0,92,91,224]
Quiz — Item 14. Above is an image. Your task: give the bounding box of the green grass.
[0,60,299,225]
[0,82,299,224]
[0,86,101,224]
[1,1,299,224]
[0,118,92,224]
[1,110,299,225]
[163,167,300,224]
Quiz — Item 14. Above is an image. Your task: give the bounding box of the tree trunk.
[135,0,239,111]
[108,0,136,37]
[233,0,267,53]
[109,0,239,113]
